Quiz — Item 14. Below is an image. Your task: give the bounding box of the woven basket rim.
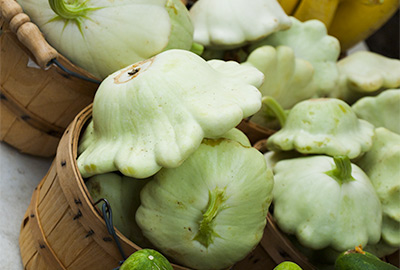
[55,104,190,270]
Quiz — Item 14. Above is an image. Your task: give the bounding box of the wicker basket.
[17,103,311,270]
[18,104,188,270]
[0,0,100,157]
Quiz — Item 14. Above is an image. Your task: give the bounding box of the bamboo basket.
[0,0,100,157]
[18,103,312,270]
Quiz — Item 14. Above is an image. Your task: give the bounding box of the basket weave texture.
[0,0,99,157]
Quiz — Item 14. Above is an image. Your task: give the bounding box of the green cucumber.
[335,247,399,270]
[120,249,173,270]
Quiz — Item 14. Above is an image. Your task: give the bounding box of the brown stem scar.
[128,68,140,76]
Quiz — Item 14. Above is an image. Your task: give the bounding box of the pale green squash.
[189,0,291,49]
[272,155,382,252]
[77,49,263,179]
[352,89,400,134]
[356,127,400,249]
[250,17,341,96]
[136,138,274,270]
[266,98,375,159]
[332,52,400,103]
[17,0,195,79]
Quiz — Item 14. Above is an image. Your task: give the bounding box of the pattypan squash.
[356,127,400,249]
[266,98,375,159]
[77,49,263,179]
[189,0,291,50]
[17,0,195,79]
[331,51,400,103]
[242,45,316,110]
[217,128,251,147]
[86,173,152,248]
[263,150,303,171]
[272,155,382,252]
[135,138,274,270]
[364,240,400,259]
[250,16,341,96]
[352,89,400,134]
[241,45,317,128]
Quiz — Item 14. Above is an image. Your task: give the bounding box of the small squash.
[120,249,173,270]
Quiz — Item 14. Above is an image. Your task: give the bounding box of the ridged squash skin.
[136,138,274,270]
[250,17,340,96]
[77,49,263,179]
[266,98,375,159]
[189,0,292,49]
[242,45,316,110]
[352,90,400,135]
[272,155,382,252]
[356,128,400,249]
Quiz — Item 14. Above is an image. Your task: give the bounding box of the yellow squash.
[278,0,399,51]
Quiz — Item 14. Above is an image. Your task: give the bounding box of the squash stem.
[190,42,204,56]
[325,156,355,185]
[48,0,98,21]
[261,96,287,127]
[193,188,225,247]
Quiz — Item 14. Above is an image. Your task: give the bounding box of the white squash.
[17,0,195,79]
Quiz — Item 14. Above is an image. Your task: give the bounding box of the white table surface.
[0,142,53,270]
[0,42,369,270]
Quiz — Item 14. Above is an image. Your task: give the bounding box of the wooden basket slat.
[20,214,37,266]
[0,111,60,156]
[46,208,98,267]
[26,81,81,125]
[38,161,58,204]
[28,186,67,270]
[67,239,122,270]
[0,34,20,79]
[52,94,93,128]
[0,100,17,140]
[24,67,97,126]
[38,177,69,236]
[1,84,64,136]
[1,31,49,106]
[26,251,53,270]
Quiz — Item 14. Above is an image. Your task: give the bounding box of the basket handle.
[1,0,58,69]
